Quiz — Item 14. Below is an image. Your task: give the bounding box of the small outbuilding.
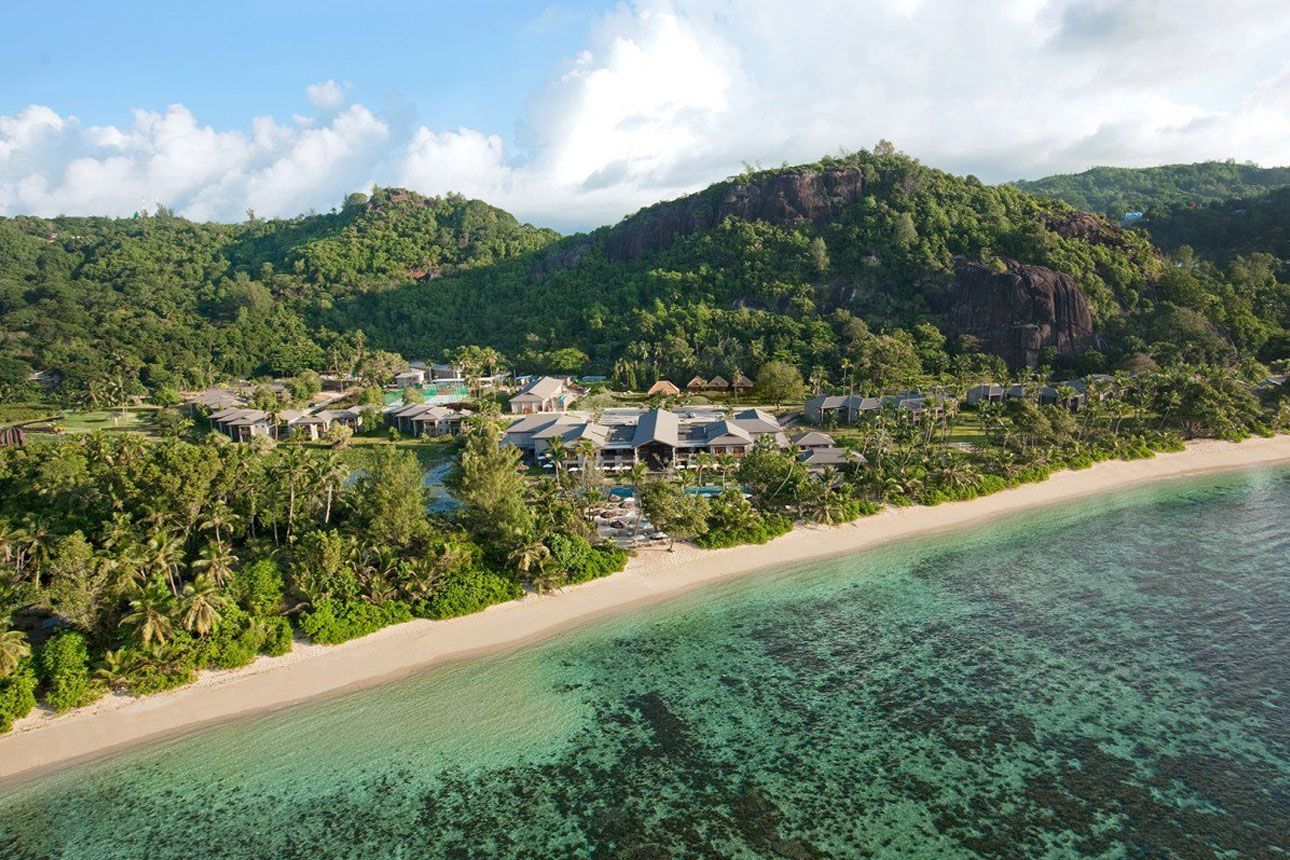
[647,380,681,397]
[686,376,708,392]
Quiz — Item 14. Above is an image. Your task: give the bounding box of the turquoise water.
[3,468,1289,858]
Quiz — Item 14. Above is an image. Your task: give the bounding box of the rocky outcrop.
[604,167,869,261]
[1041,211,1128,250]
[947,259,1095,369]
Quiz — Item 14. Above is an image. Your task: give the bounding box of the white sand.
[2,435,1288,783]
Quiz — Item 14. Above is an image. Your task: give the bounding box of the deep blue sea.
[2,467,1289,858]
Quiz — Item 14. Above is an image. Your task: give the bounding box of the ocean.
[2,467,1288,858]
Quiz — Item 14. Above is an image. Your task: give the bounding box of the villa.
[208,406,365,441]
[384,403,471,436]
[804,394,882,424]
[966,384,1005,406]
[509,376,577,414]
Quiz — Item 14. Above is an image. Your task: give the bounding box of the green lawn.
[945,415,988,445]
[57,407,160,435]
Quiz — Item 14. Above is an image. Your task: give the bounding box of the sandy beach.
[2,434,1288,784]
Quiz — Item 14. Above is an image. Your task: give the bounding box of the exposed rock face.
[1041,211,1127,250]
[947,259,1095,369]
[604,167,868,261]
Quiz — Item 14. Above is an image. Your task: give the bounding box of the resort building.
[207,407,279,441]
[184,387,246,412]
[503,407,791,472]
[804,394,882,425]
[383,403,471,436]
[966,384,1005,406]
[686,376,708,393]
[791,430,837,451]
[797,446,864,473]
[393,368,428,388]
[509,376,577,414]
[208,406,364,441]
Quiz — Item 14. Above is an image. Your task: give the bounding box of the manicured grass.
[945,415,988,445]
[57,407,160,435]
[0,402,61,427]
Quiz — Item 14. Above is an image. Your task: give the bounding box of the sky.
[3,0,1290,232]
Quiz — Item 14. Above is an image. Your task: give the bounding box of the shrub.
[976,475,1008,496]
[260,617,295,657]
[419,567,522,620]
[121,641,200,696]
[202,610,261,671]
[300,599,412,645]
[697,513,792,548]
[549,533,628,584]
[39,631,101,713]
[231,558,286,617]
[0,665,37,733]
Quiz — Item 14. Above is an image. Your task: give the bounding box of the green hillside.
[3,149,1289,404]
[0,189,558,399]
[1141,186,1290,261]
[1014,161,1290,219]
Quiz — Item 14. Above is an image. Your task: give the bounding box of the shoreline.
[2,435,1288,786]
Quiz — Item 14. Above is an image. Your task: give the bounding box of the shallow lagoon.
[2,468,1289,858]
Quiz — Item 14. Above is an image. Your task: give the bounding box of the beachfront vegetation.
[0,424,626,729]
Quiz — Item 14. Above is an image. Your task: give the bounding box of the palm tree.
[198,505,240,549]
[0,627,31,677]
[572,438,598,471]
[544,436,570,485]
[313,451,350,525]
[145,530,184,597]
[93,648,139,690]
[15,516,52,584]
[121,579,175,648]
[179,574,229,637]
[279,445,314,536]
[509,540,552,578]
[192,541,237,587]
[693,452,716,487]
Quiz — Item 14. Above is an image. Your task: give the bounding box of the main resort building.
[504,407,794,472]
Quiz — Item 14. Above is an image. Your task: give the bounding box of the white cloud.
[3,1,1290,229]
[306,79,348,112]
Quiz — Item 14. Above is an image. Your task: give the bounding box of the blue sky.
[2,1,608,147]
[3,1,1289,230]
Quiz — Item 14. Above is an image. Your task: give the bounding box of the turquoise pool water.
[2,467,1288,858]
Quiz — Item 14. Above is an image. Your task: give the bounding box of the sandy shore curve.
[2,435,1288,785]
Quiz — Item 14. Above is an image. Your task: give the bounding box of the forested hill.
[0,188,557,398]
[3,149,1289,405]
[1014,161,1290,219]
[332,149,1287,380]
[1140,186,1290,262]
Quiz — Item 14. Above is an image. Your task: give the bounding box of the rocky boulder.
[604,167,868,261]
[947,259,1095,369]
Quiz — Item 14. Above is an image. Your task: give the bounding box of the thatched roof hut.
[647,380,680,397]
